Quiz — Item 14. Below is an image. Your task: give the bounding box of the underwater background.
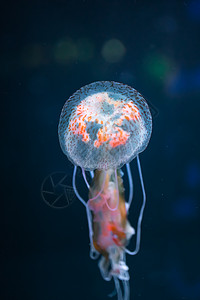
[1,0,200,299]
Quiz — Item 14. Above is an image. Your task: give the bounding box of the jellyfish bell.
[58,81,152,171]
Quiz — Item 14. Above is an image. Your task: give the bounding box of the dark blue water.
[1,1,200,299]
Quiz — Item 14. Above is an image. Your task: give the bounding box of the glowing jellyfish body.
[58,81,152,300]
[59,81,152,170]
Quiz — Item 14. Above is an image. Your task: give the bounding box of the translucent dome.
[58,81,152,170]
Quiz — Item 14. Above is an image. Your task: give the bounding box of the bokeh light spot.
[188,0,200,21]
[166,68,200,96]
[172,197,197,220]
[101,39,126,63]
[54,38,78,64]
[186,162,200,188]
[144,53,172,82]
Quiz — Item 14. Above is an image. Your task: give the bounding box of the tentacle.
[86,203,99,260]
[73,166,99,259]
[113,276,123,300]
[72,166,87,207]
[108,279,130,300]
[125,163,134,212]
[122,280,130,300]
[81,168,90,189]
[124,154,146,256]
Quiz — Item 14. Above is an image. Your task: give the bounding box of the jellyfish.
[58,81,152,300]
